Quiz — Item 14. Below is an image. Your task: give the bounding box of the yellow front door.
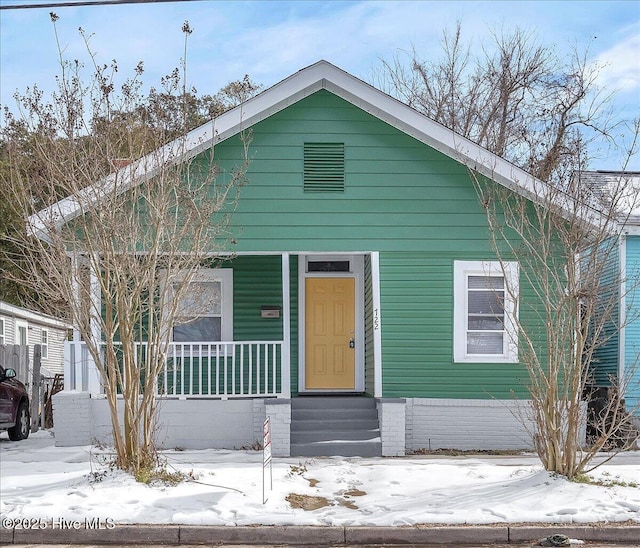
[305,277,356,390]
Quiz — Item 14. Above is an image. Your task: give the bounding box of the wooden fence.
[1,344,29,383]
[0,344,50,431]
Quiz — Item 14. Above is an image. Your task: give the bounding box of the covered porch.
[63,251,384,400]
[56,252,404,456]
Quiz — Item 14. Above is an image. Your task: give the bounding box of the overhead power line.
[0,0,207,9]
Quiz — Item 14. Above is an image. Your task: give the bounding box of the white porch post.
[63,340,74,391]
[70,252,82,343]
[67,252,101,394]
[281,252,291,398]
[87,256,103,394]
[66,253,80,391]
[371,251,383,398]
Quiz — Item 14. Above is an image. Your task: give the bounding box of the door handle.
[349,338,355,349]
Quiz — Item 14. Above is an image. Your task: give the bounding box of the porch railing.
[64,340,285,398]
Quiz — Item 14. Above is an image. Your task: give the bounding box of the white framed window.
[41,329,49,359]
[0,318,4,345]
[171,268,233,342]
[15,320,28,346]
[454,261,518,363]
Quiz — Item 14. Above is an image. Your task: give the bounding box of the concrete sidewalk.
[2,523,639,546]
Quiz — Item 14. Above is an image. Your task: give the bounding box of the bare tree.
[375,23,619,180]
[471,162,639,479]
[377,23,639,477]
[0,17,250,477]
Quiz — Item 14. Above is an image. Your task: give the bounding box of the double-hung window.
[41,329,49,359]
[171,269,233,343]
[453,261,518,363]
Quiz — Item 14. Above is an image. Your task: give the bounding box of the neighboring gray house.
[0,301,70,378]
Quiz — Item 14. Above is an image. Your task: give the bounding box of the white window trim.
[41,328,49,359]
[0,318,4,345]
[453,260,519,363]
[15,320,29,346]
[169,268,233,342]
[298,253,365,393]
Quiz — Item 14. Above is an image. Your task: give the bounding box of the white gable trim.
[29,60,603,241]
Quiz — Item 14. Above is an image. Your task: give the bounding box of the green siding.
[591,240,621,387]
[379,252,532,399]
[231,256,283,341]
[231,255,299,396]
[625,236,640,411]
[289,255,299,396]
[581,235,640,414]
[197,90,494,254]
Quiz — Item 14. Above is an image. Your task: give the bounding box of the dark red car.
[0,365,30,441]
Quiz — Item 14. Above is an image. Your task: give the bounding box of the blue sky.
[1,0,638,169]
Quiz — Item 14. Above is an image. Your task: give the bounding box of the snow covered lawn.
[1,430,639,527]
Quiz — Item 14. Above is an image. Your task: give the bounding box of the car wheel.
[8,401,30,441]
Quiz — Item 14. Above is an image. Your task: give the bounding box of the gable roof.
[29,60,600,241]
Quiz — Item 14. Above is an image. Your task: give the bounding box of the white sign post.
[262,416,272,504]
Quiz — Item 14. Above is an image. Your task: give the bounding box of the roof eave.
[622,217,640,235]
[0,301,72,330]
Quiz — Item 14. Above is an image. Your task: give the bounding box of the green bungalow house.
[46,61,571,457]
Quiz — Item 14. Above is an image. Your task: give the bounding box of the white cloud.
[185,1,495,93]
[2,0,638,136]
[594,24,640,93]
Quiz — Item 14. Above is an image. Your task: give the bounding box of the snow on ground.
[1,430,639,527]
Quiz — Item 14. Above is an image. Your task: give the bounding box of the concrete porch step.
[291,428,380,443]
[291,396,377,410]
[291,418,380,432]
[290,439,382,457]
[292,408,376,421]
[290,396,381,457]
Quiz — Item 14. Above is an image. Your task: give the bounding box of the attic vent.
[304,143,345,192]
